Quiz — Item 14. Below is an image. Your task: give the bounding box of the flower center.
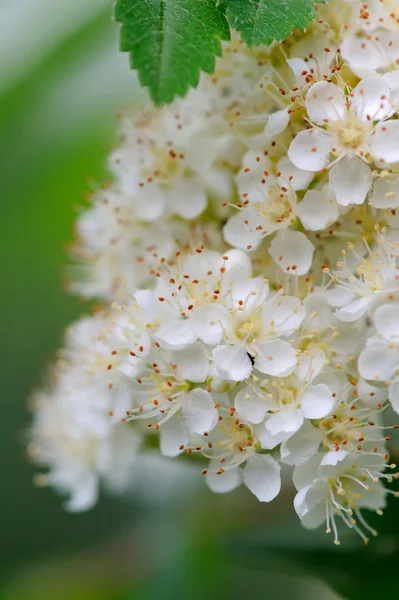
[235,315,263,343]
[333,117,368,151]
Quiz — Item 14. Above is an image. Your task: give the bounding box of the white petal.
[135,188,166,221]
[296,188,338,231]
[327,287,355,308]
[329,156,372,206]
[159,415,189,457]
[262,295,305,335]
[306,81,346,124]
[370,176,399,209]
[264,108,290,136]
[269,229,315,276]
[134,289,159,321]
[167,179,207,219]
[357,377,387,407]
[277,156,314,191]
[288,128,332,171]
[223,249,253,280]
[358,339,399,381]
[295,348,326,382]
[181,389,217,435]
[352,76,392,121]
[243,454,281,502]
[287,57,311,87]
[223,211,263,251]
[235,387,268,424]
[256,424,292,450]
[294,481,327,529]
[213,345,252,381]
[374,303,399,340]
[205,461,242,493]
[318,449,349,479]
[371,121,399,164]
[155,319,197,350]
[335,296,370,322]
[312,370,342,399]
[341,35,385,74]
[255,340,297,376]
[190,304,226,345]
[280,422,322,466]
[265,407,304,436]
[300,383,336,419]
[292,453,323,490]
[64,473,98,512]
[172,342,209,383]
[231,277,269,312]
[389,376,399,414]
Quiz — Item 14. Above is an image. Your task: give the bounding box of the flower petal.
[374,303,399,340]
[389,376,399,415]
[280,421,322,466]
[264,108,290,136]
[329,156,372,206]
[243,454,281,502]
[277,156,314,191]
[371,121,399,164]
[181,389,218,435]
[269,229,315,276]
[370,176,399,209]
[172,342,209,383]
[357,377,387,407]
[213,345,253,381]
[155,320,197,349]
[166,179,207,219]
[223,210,264,251]
[190,304,226,345]
[306,81,346,124]
[265,407,303,436]
[294,481,327,529]
[235,386,268,424]
[255,340,297,376]
[335,296,370,322]
[352,76,392,121]
[288,128,332,171]
[296,188,338,231]
[300,383,336,419]
[205,461,242,493]
[159,415,189,457]
[358,339,399,381]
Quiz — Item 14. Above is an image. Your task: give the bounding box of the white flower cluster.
[30,1,399,545]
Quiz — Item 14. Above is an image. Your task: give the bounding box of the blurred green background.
[2,2,399,599]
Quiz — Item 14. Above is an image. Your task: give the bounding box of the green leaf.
[114,0,230,105]
[224,0,318,47]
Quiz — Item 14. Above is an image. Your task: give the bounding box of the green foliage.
[224,0,318,47]
[115,0,326,105]
[114,0,230,105]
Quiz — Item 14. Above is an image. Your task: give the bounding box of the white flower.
[202,414,281,502]
[111,106,232,221]
[212,280,305,380]
[30,372,142,512]
[288,77,394,206]
[358,300,399,413]
[341,2,399,75]
[293,449,393,545]
[223,153,301,251]
[123,343,218,457]
[29,7,399,541]
[329,234,399,322]
[235,351,338,441]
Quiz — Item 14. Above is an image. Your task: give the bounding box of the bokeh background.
[2,2,399,599]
